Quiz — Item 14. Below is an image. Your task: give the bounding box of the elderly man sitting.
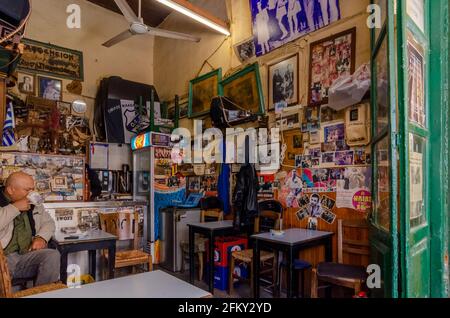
[0,172,60,287]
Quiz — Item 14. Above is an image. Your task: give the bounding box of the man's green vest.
[4,211,33,255]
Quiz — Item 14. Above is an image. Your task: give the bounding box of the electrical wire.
[0,0,31,45]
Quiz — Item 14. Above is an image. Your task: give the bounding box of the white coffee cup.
[27,191,44,205]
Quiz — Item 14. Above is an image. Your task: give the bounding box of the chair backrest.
[258,200,283,214]
[99,211,140,249]
[200,196,223,210]
[254,210,282,233]
[200,197,224,222]
[0,244,13,298]
[256,200,283,233]
[337,219,370,264]
[200,209,224,223]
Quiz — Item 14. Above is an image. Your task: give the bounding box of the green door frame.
[370,0,449,298]
[428,0,449,298]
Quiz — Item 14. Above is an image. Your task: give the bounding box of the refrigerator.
[159,207,201,272]
[131,131,185,263]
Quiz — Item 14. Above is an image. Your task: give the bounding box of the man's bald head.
[4,172,35,202]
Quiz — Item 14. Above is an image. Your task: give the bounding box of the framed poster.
[220,63,265,115]
[18,38,84,81]
[268,53,299,111]
[188,68,222,118]
[309,27,356,105]
[407,34,426,128]
[249,0,341,56]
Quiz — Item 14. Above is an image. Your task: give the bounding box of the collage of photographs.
[295,193,337,228]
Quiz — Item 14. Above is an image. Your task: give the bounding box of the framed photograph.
[282,129,303,167]
[188,68,222,118]
[220,63,265,115]
[309,27,356,105]
[234,37,256,63]
[38,76,62,101]
[268,53,299,111]
[17,72,36,95]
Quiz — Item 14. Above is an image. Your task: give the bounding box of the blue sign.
[250,0,341,56]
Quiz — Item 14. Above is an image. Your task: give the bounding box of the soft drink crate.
[206,236,248,267]
[205,262,250,291]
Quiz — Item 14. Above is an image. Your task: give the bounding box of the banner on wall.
[250,0,341,56]
[18,38,84,81]
[335,167,372,212]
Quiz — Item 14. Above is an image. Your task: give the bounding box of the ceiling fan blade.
[102,29,134,47]
[147,26,201,42]
[113,0,140,23]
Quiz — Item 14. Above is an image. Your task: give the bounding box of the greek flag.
[2,102,15,146]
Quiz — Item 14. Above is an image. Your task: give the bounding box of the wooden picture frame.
[220,63,265,115]
[37,76,62,101]
[17,72,36,95]
[268,53,299,111]
[188,68,222,118]
[308,27,356,106]
[282,129,303,167]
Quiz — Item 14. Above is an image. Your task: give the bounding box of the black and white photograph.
[17,72,35,95]
[297,194,310,207]
[321,195,336,210]
[250,0,342,56]
[307,217,318,230]
[38,76,62,101]
[234,37,256,63]
[268,53,299,110]
[295,155,302,168]
[321,152,335,165]
[320,209,337,224]
[296,207,309,221]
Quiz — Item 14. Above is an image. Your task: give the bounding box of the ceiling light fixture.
[155,0,230,36]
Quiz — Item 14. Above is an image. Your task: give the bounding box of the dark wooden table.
[251,228,333,298]
[187,220,235,294]
[53,229,118,284]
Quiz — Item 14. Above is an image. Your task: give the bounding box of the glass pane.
[409,134,426,228]
[407,33,426,128]
[407,0,425,32]
[375,137,390,231]
[374,0,387,40]
[376,38,389,134]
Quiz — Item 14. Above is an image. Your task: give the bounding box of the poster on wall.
[18,38,84,81]
[279,169,303,208]
[407,38,426,128]
[309,28,356,105]
[250,0,341,56]
[336,167,372,212]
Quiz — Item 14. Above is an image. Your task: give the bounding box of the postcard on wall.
[320,209,337,224]
[335,151,354,166]
[322,121,345,143]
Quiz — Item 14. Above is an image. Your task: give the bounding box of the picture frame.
[220,63,265,115]
[234,37,256,63]
[309,27,356,106]
[38,76,62,101]
[282,129,303,167]
[268,53,299,111]
[17,72,36,95]
[188,68,222,118]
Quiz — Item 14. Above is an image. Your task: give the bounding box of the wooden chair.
[0,244,66,298]
[99,211,152,277]
[311,219,369,298]
[180,197,224,280]
[228,208,282,295]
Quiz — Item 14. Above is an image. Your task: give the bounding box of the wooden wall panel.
[282,192,370,267]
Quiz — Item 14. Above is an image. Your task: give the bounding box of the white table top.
[54,229,117,245]
[187,220,234,230]
[252,228,333,246]
[25,270,211,298]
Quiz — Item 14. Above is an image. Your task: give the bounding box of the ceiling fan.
[102,0,200,47]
